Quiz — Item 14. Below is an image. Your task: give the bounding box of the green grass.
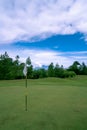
[0,75,87,130]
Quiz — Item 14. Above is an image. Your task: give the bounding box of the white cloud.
[0,0,87,44]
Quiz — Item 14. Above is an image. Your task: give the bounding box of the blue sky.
[0,0,87,67]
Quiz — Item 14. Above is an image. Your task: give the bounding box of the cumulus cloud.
[0,0,87,44]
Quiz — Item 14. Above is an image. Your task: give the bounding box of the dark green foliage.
[0,52,13,79]
[32,70,40,79]
[0,52,26,80]
[63,70,76,78]
[27,65,33,79]
[68,61,81,75]
[0,52,87,80]
[32,68,47,79]
[68,61,87,75]
[38,68,47,78]
[54,64,76,78]
[54,64,64,78]
[48,62,54,77]
[80,62,87,75]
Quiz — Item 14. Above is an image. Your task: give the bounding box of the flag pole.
[25,73,28,111]
[23,63,28,111]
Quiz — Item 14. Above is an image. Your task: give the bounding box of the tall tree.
[48,62,54,77]
[26,57,33,79]
[68,61,81,75]
[0,52,13,79]
[54,64,64,78]
[80,62,87,75]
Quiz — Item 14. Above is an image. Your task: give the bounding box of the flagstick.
[25,74,28,111]
[23,63,28,111]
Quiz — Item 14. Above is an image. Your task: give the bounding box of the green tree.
[38,68,47,78]
[12,55,20,79]
[54,63,60,77]
[27,65,33,79]
[32,69,40,79]
[54,64,65,78]
[32,68,47,79]
[0,52,13,79]
[26,57,31,66]
[26,57,33,79]
[80,62,87,75]
[48,62,54,77]
[68,61,80,75]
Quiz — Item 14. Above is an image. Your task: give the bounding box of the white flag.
[23,64,27,76]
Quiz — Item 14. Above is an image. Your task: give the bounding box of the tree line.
[0,52,87,80]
